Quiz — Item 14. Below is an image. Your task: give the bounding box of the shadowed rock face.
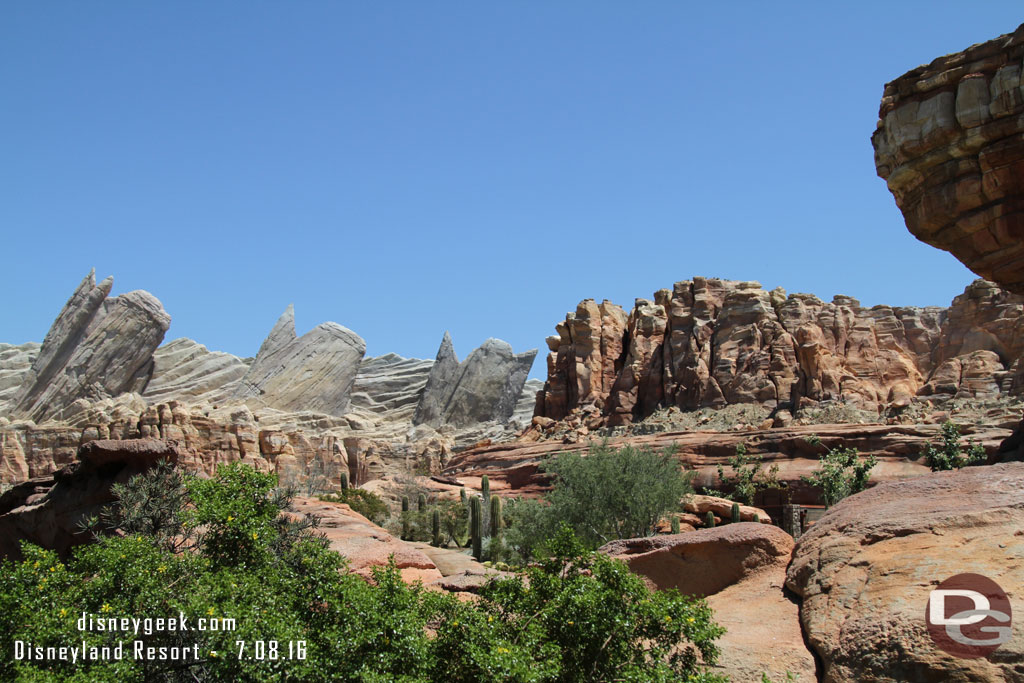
[873,24,1024,292]
[9,271,170,423]
[537,277,1024,425]
[787,463,1024,681]
[413,333,538,429]
[233,306,366,416]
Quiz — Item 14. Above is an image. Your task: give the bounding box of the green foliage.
[801,438,878,507]
[470,497,483,561]
[706,443,781,506]
[2,464,726,682]
[318,488,390,526]
[435,499,469,548]
[705,511,716,528]
[512,442,693,554]
[730,503,740,525]
[923,421,986,471]
[503,497,557,563]
[670,516,680,534]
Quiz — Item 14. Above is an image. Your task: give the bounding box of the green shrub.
[801,437,878,507]
[923,421,986,471]
[671,515,681,534]
[319,488,390,526]
[705,443,782,505]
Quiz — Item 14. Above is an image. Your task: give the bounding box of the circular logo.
[926,573,1012,659]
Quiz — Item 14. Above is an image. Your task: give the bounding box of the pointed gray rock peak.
[9,273,170,422]
[255,304,296,360]
[235,312,366,416]
[413,334,538,428]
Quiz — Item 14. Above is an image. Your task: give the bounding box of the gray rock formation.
[9,271,170,423]
[234,307,366,416]
[414,333,537,428]
[350,353,433,420]
[143,338,251,406]
[0,343,40,407]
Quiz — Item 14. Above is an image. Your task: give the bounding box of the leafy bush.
[704,443,782,505]
[319,488,390,526]
[503,443,693,560]
[0,463,724,682]
[801,437,877,507]
[922,421,986,471]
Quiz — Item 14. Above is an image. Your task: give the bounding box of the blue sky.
[3,3,1022,378]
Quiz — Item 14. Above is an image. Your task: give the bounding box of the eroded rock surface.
[9,271,171,423]
[536,277,1024,426]
[786,462,1024,681]
[414,333,537,429]
[600,524,816,682]
[873,24,1024,293]
[143,338,251,406]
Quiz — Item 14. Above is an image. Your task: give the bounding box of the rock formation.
[536,277,1024,426]
[143,338,251,406]
[0,342,39,406]
[600,524,816,682]
[233,306,366,416]
[787,462,1024,681]
[873,24,1024,293]
[413,332,538,429]
[8,271,170,423]
[0,439,186,561]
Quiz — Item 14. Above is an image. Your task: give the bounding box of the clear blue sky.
[3,3,1022,378]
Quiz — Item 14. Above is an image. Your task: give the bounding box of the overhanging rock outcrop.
[873,24,1024,292]
[7,270,170,423]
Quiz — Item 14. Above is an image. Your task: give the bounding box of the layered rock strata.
[536,277,1024,426]
[873,23,1024,292]
[8,271,171,423]
[413,332,537,429]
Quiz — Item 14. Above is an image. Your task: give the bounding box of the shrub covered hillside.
[0,462,727,682]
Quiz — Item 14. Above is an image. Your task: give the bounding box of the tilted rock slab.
[233,306,366,416]
[786,462,1024,681]
[143,338,251,406]
[600,524,816,682]
[873,24,1024,293]
[9,270,170,423]
[413,332,537,429]
[536,276,1024,425]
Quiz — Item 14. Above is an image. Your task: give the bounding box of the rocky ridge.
[536,276,1024,428]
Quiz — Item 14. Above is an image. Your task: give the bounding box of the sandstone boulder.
[600,524,816,681]
[682,494,772,525]
[786,462,1024,681]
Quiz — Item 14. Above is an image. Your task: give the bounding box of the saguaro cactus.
[432,508,441,547]
[401,496,410,540]
[489,496,502,538]
[340,471,349,491]
[459,488,467,504]
[731,503,741,524]
[481,475,490,502]
[418,493,427,512]
[670,516,680,534]
[470,497,482,561]
[705,511,716,528]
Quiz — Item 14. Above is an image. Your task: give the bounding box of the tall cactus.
[418,493,427,512]
[489,496,502,538]
[459,488,467,504]
[470,496,482,561]
[731,503,741,524]
[340,471,349,491]
[481,475,490,502]
[705,511,716,528]
[401,496,410,541]
[432,508,441,547]
[670,515,680,534]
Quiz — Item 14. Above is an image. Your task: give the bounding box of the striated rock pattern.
[349,353,433,422]
[537,276,1024,425]
[600,525,816,682]
[0,342,39,407]
[143,338,251,406]
[413,333,537,429]
[9,271,170,423]
[873,24,1024,292]
[234,306,366,417]
[787,462,1024,681]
